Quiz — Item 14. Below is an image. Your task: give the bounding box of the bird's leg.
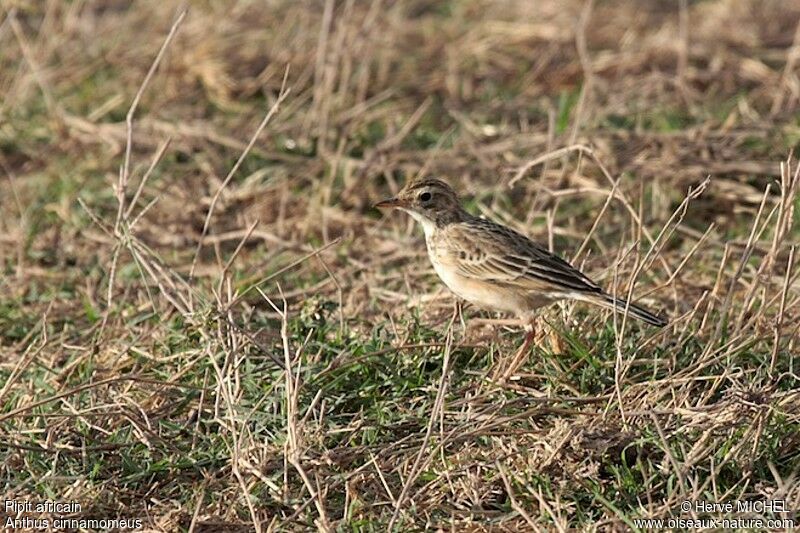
[454,299,466,336]
[492,319,537,382]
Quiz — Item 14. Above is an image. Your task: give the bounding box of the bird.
[375,177,666,370]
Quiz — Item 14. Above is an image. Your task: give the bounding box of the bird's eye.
[419,191,432,202]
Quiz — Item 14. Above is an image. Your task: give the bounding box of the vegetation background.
[1,0,799,530]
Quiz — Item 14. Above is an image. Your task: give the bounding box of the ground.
[1,0,800,531]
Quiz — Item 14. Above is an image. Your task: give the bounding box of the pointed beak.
[374,197,406,209]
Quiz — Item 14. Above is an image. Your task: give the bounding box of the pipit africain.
[376,177,666,360]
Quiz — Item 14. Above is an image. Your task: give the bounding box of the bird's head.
[375,177,464,232]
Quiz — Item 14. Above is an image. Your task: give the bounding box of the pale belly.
[429,254,532,315]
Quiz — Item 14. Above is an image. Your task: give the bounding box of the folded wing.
[447,218,603,295]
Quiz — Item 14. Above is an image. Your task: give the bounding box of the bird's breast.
[425,235,529,315]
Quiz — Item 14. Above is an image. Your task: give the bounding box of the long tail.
[580,293,667,327]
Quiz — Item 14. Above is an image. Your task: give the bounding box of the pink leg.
[493,321,537,382]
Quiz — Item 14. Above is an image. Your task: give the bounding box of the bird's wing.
[443,218,603,294]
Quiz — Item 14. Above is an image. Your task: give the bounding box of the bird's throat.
[402,209,437,238]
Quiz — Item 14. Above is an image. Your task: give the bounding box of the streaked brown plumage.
[376,177,666,328]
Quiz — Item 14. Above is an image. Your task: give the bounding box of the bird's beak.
[374,197,407,209]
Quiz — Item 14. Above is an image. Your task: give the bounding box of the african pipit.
[376,177,666,364]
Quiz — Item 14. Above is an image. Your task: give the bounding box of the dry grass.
[1,0,800,530]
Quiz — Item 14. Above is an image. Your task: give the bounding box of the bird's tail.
[580,292,667,327]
